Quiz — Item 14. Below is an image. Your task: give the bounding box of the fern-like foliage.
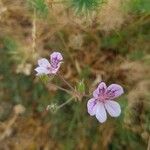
[28,0,48,17]
[70,0,105,14]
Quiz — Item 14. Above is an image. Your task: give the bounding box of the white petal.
[38,58,50,67]
[35,67,49,75]
[105,100,121,117]
[95,102,107,123]
[87,98,97,116]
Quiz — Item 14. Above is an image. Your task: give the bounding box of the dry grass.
[0,0,150,149]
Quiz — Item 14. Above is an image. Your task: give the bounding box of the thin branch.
[57,73,75,91]
[57,97,74,110]
[32,8,36,54]
[48,82,72,95]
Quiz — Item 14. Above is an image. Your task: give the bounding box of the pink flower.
[35,52,63,75]
[87,82,124,123]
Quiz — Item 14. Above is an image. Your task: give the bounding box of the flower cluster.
[35,52,124,123]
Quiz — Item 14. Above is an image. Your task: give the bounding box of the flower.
[87,82,124,123]
[35,52,63,75]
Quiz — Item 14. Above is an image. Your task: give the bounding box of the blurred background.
[0,0,150,149]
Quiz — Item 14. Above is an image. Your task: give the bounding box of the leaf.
[69,0,105,14]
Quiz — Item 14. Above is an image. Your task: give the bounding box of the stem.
[83,94,91,98]
[147,136,150,150]
[48,83,72,95]
[57,73,75,91]
[32,8,36,54]
[57,97,74,110]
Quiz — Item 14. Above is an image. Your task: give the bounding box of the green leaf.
[29,0,48,17]
[70,0,105,14]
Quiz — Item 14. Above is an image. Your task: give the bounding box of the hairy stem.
[57,73,75,91]
[48,83,72,95]
[57,97,74,110]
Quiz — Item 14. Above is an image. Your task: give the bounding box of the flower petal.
[93,82,107,98]
[106,84,124,99]
[105,100,121,117]
[95,102,107,123]
[87,98,97,116]
[38,58,50,68]
[51,62,62,74]
[50,52,63,62]
[35,67,49,75]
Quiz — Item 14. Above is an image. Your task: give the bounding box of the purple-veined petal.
[50,52,63,70]
[93,82,107,98]
[98,82,107,90]
[87,98,97,116]
[95,102,107,123]
[51,62,62,74]
[105,100,121,117]
[38,58,51,68]
[106,84,124,99]
[50,52,63,62]
[35,67,50,75]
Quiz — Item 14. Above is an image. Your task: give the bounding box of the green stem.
[57,73,75,91]
[57,97,74,110]
[48,83,72,95]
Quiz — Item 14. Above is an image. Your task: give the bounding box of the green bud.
[46,103,57,113]
[76,80,85,94]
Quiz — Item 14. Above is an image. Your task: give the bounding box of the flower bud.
[76,80,85,94]
[46,104,57,113]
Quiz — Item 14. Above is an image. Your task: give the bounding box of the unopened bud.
[46,104,57,113]
[76,80,85,94]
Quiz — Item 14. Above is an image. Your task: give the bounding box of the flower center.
[98,94,108,102]
[98,90,116,102]
[47,66,52,71]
